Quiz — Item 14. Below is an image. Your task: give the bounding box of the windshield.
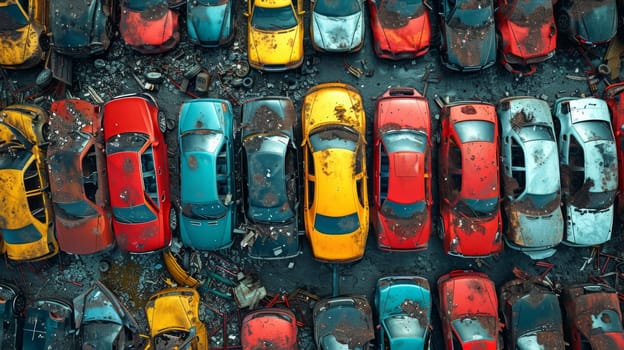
[521,192,560,213]
[314,213,359,234]
[125,0,165,11]
[181,131,223,154]
[315,0,361,17]
[380,0,424,18]
[310,126,359,152]
[106,133,147,154]
[454,120,494,143]
[0,224,42,244]
[447,0,493,29]
[0,4,29,31]
[585,190,617,210]
[452,317,496,342]
[516,332,564,350]
[55,201,98,218]
[575,120,614,143]
[508,0,553,26]
[384,315,426,339]
[456,197,498,218]
[113,204,156,223]
[197,0,227,5]
[518,125,554,142]
[382,130,426,153]
[183,202,227,220]
[252,5,297,30]
[381,200,426,219]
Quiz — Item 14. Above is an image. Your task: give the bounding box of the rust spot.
[460,105,477,115]
[399,299,429,328]
[378,1,426,29]
[187,155,198,169]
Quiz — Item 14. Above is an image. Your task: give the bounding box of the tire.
[144,71,164,84]
[157,111,167,134]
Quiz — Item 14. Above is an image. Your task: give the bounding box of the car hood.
[583,141,618,193]
[121,8,178,46]
[445,23,496,69]
[312,12,363,51]
[187,3,229,43]
[524,141,560,195]
[0,25,42,66]
[376,15,429,53]
[575,4,617,43]
[50,0,107,48]
[507,201,563,250]
[506,20,556,58]
[566,204,613,246]
[180,210,232,250]
[249,25,301,65]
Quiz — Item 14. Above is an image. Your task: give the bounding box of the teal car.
[187,0,234,47]
[375,276,432,349]
[178,99,236,250]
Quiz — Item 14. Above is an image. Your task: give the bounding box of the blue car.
[178,99,236,250]
[187,0,235,47]
[374,276,432,349]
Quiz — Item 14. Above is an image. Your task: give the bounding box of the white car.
[310,0,365,52]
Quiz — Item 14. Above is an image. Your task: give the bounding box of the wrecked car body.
[310,0,365,53]
[48,99,115,255]
[104,93,174,253]
[437,270,502,349]
[498,96,563,259]
[373,87,432,252]
[562,283,624,349]
[241,308,298,350]
[368,0,431,60]
[0,0,48,69]
[119,0,180,54]
[555,0,617,45]
[496,0,557,74]
[553,97,617,247]
[302,82,369,263]
[22,298,75,349]
[241,97,300,259]
[437,101,503,257]
[602,82,624,219]
[73,281,141,349]
[439,0,496,72]
[178,99,235,251]
[0,105,58,262]
[499,278,566,349]
[187,0,234,47]
[0,282,25,348]
[374,276,431,349]
[49,0,115,56]
[144,287,208,350]
[314,295,374,350]
[246,0,304,71]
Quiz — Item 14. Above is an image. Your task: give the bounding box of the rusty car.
[437,101,503,257]
[499,278,566,349]
[302,82,369,263]
[144,287,208,350]
[49,0,116,56]
[48,99,115,255]
[437,270,503,349]
[314,295,375,350]
[22,298,76,349]
[178,99,235,251]
[0,104,58,262]
[0,0,48,69]
[553,97,617,247]
[374,276,431,349]
[103,93,175,253]
[241,308,298,349]
[438,0,496,72]
[495,0,557,75]
[241,96,301,259]
[310,0,365,53]
[368,0,431,60]
[0,282,25,348]
[497,96,563,259]
[246,0,304,71]
[73,281,141,349]
[119,0,180,54]
[555,0,617,45]
[187,0,234,47]
[373,87,433,252]
[602,82,624,219]
[562,283,624,349]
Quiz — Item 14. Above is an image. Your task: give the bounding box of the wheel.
[12,294,26,316]
[557,11,570,32]
[144,71,164,84]
[169,206,178,233]
[157,111,167,134]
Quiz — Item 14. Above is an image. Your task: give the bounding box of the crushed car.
[103,93,175,253]
[374,276,431,349]
[302,82,369,263]
[314,295,374,350]
[119,0,180,54]
[0,105,58,262]
[553,97,617,247]
[310,0,365,53]
[241,308,298,350]
[178,99,236,251]
[48,99,115,255]
[497,96,563,259]
[555,0,617,45]
[22,298,76,349]
[602,82,624,219]
[373,87,433,252]
[241,96,300,259]
[437,101,503,257]
[187,0,235,47]
[0,0,49,69]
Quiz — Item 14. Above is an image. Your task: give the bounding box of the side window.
[306,146,315,177]
[568,136,585,195]
[82,145,98,204]
[356,178,366,208]
[18,0,28,13]
[452,332,462,350]
[141,146,159,207]
[379,143,389,202]
[306,146,315,208]
[216,144,229,203]
[354,144,363,174]
[449,138,462,193]
[510,137,526,199]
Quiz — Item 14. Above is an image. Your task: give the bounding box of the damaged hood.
[574,2,617,44]
[121,8,178,46]
[584,141,618,193]
[312,12,363,51]
[506,20,556,59]
[187,2,231,45]
[377,15,429,55]
[444,23,496,70]
[0,24,43,67]
[50,0,108,51]
[567,204,613,246]
[249,25,302,65]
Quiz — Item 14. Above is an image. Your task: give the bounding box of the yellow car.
[144,287,208,350]
[246,0,304,71]
[0,105,57,261]
[301,82,369,263]
[0,0,49,69]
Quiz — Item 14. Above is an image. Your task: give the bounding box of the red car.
[119,0,180,54]
[437,101,502,257]
[241,308,298,350]
[368,0,431,60]
[103,93,174,253]
[603,82,624,219]
[373,87,432,251]
[496,0,557,75]
[438,270,503,349]
[48,99,115,255]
